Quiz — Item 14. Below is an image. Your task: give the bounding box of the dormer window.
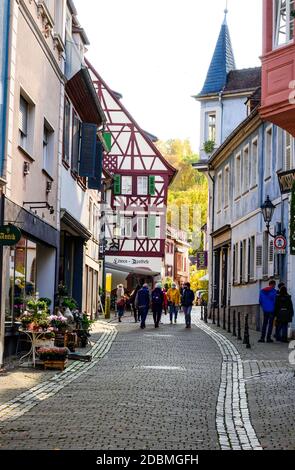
[208,113,216,142]
[274,0,295,47]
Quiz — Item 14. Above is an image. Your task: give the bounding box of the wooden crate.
[43,359,68,371]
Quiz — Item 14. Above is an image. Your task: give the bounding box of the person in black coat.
[274,286,294,343]
[182,282,195,329]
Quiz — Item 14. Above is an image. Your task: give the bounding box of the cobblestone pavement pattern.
[0,312,222,450]
[0,309,294,450]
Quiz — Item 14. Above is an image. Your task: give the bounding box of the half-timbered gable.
[87,60,176,267]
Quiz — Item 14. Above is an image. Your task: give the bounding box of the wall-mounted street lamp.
[261,195,279,238]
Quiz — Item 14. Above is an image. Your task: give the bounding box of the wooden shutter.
[113,175,121,195]
[103,132,112,152]
[148,215,156,238]
[149,176,156,195]
[88,141,103,190]
[19,96,28,135]
[79,123,97,177]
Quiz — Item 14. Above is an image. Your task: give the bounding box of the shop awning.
[105,262,160,277]
[65,67,106,127]
[60,209,91,240]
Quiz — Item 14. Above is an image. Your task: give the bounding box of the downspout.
[0,0,11,369]
[208,169,215,311]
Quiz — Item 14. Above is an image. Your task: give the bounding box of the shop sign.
[0,225,21,246]
[196,251,208,270]
[278,170,295,194]
[274,235,287,255]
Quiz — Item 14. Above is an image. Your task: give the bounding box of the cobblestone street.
[0,308,294,450]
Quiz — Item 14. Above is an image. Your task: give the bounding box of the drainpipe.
[0,0,11,369]
[208,168,215,311]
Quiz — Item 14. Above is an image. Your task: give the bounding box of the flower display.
[38,347,69,361]
[49,314,68,330]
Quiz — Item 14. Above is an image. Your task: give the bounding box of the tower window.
[208,113,216,142]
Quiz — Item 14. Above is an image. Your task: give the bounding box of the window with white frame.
[251,137,258,187]
[274,0,295,47]
[233,242,239,284]
[63,97,71,164]
[207,113,216,142]
[88,198,93,232]
[43,120,54,175]
[137,217,147,238]
[248,236,256,282]
[121,176,132,195]
[137,176,148,195]
[284,131,294,170]
[264,126,273,180]
[19,95,29,150]
[224,166,230,208]
[217,171,222,212]
[243,145,250,193]
[235,153,241,198]
[71,111,80,173]
[240,240,247,283]
[120,217,133,238]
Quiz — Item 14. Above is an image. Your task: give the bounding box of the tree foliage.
[157,139,208,254]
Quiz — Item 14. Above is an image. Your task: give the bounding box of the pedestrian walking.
[179,282,185,312]
[135,283,150,329]
[274,286,294,343]
[182,282,195,329]
[116,295,126,322]
[129,280,144,323]
[258,280,277,343]
[151,282,164,328]
[163,286,168,316]
[116,284,125,317]
[167,282,180,324]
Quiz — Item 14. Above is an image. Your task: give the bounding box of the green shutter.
[148,215,156,238]
[149,175,156,195]
[114,175,121,195]
[103,132,112,152]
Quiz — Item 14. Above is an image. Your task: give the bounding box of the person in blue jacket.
[259,280,277,343]
[135,284,151,329]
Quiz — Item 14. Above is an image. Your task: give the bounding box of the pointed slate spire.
[198,10,236,96]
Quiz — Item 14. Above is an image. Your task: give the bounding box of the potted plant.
[62,297,78,311]
[49,314,68,332]
[203,140,215,154]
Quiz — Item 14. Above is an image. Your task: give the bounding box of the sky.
[74,0,262,153]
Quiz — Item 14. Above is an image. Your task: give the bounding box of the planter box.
[43,359,68,371]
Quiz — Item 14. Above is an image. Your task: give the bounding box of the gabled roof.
[223,67,261,93]
[198,13,236,97]
[86,59,177,182]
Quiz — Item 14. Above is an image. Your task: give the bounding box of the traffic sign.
[274,235,287,254]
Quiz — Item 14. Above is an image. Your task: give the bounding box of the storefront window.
[5,236,37,325]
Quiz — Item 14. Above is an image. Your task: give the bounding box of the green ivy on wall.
[290,180,295,255]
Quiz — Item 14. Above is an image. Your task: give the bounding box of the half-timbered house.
[87,61,176,291]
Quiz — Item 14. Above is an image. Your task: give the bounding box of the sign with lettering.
[196,251,208,270]
[0,225,21,246]
[278,170,295,194]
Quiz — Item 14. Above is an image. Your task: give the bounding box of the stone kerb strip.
[192,313,262,451]
[0,323,117,426]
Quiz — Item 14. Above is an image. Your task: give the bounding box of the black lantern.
[261,196,275,226]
